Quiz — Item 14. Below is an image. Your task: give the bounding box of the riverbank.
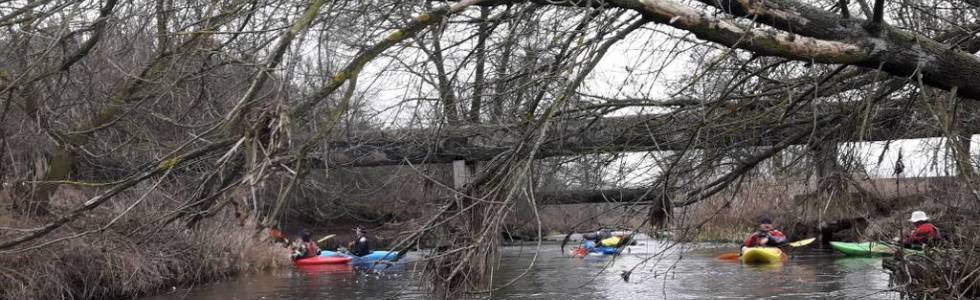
[0,190,287,299]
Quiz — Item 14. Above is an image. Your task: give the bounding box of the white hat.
[909,211,929,222]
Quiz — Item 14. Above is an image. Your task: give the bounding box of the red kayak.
[294,256,352,266]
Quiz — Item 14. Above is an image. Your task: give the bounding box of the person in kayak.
[570,234,597,256]
[743,217,787,248]
[582,237,597,251]
[291,229,321,260]
[899,211,940,249]
[348,227,373,256]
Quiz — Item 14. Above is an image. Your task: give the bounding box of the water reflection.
[296,264,354,276]
[143,241,898,300]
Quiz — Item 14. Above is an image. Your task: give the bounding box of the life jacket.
[744,230,786,247]
[303,241,318,258]
[352,236,371,256]
[904,222,940,247]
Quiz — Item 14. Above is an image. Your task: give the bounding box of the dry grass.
[677,177,962,242]
[0,188,288,300]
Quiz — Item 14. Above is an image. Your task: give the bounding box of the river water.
[144,240,898,299]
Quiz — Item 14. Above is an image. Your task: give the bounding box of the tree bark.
[468,6,491,123]
[304,105,969,168]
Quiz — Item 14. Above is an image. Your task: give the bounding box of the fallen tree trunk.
[306,106,977,168]
[537,188,662,205]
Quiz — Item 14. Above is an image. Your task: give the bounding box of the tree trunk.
[468,6,490,124]
[18,146,73,215]
[812,142,845,199]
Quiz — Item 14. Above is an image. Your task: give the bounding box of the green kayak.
[829,241,922,256]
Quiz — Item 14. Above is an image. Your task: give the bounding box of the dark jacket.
[351,235,372,256]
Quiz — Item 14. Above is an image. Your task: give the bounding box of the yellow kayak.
[600,236,622,247]
[740,247,786,264]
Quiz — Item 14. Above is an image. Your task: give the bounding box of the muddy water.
[144,240,897,299]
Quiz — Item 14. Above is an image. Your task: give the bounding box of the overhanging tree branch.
[291,0,486,120]
[475,0,980,100]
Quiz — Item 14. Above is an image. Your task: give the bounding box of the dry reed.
[0,188,287,300]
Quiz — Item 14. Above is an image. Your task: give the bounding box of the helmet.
[909,211,929,222]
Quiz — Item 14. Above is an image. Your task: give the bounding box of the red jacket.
[902,222,939,247]
[744,230,787,247]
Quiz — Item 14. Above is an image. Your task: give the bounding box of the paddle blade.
[317,234,336,243]
[718,252,740,260]
[788,238,816,247]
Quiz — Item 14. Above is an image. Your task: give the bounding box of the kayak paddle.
[716,237,815,261]
[718,253,740,260]
[317,234,336,243]
[788,238,816,247]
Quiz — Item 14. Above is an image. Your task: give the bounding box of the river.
[144,240,898,299]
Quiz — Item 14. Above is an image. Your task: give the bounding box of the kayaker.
[581,238,597,251]
[348,227,373,256]
[617,232,637,246]
[595,229,611,241]
[570,236,596,257]
[743,217,787,248]
[291,229,321,260]
[899,211,940,249]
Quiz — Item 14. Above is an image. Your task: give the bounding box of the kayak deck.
[829,241,922,256]
[593,246,619,255]
[569,246,620,257]
[320,250,400,262]
[740,247,786,264]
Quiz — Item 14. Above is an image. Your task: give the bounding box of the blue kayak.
[320,250,400,262]
[591,246,619,255]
